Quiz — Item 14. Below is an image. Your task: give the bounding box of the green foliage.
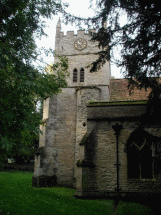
[0,55,68,162]
[65,0,161,99]
[0,0,68,161]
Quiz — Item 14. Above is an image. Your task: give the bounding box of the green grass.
[0,171,153,215]
[115,201,154,215]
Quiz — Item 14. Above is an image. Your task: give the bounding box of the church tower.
[32,19,111,187]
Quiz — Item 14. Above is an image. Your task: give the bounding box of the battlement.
[55,19,100,59]
[59,29,96,38]
[56,19,96,39]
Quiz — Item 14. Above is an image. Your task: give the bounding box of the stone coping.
[87,100,148,107]
[87,101,147,120]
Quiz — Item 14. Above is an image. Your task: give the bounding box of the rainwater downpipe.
[112,123,123,194]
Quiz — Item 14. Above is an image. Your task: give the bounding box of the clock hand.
[78,41,82,46]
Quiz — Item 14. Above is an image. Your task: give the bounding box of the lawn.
[0,171,154,215]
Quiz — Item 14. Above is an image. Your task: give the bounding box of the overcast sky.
[36,0,124,78]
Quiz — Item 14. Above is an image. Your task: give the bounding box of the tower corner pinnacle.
[56,17,61,28]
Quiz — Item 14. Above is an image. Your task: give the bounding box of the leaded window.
[73,69,77,82]
[80,68,84,82]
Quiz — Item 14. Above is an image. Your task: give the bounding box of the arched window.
[73,69,77,82]
[80,68,84,82]
[127,128,158,179]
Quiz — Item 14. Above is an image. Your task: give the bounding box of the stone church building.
[32,20,161,197]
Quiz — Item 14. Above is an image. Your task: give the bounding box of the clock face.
[74,38,87,50]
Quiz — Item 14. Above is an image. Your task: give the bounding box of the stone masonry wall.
[53,21,110,186]
[33,20,110,188]
[77,103,161,196]
[34,88,77,187]
[55,19,111,89]
[74,87,101,179]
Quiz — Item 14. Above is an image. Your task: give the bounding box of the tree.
[64,0,161,120]
[64,0,160,98]
[90,0,160,88]
[0,0,68,162]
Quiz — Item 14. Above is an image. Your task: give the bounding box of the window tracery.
[127,128,161,179]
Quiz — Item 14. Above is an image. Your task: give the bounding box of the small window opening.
[80,68,84,82]
[83,122,86,127]
[73,69,77,82]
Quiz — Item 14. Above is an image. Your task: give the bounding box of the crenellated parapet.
[55,20,98,56]
[58,29,96,38]
[54,19,110,89]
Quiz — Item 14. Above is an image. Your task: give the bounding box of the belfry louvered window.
[80,68,84,82]
[73,69,77,82]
